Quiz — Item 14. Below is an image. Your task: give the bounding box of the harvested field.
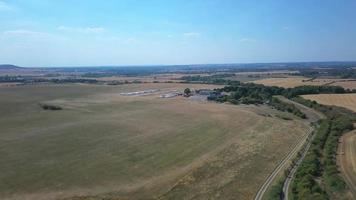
[235,70,299,75]
[0,83,309,200]
[301,94,356,112]
[252,77,330,88]
[331,80,356,90]
[252,77,356,89]
[338,129,356,199]
[90,73,211,83]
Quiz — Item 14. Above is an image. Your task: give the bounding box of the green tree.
[184,88,191,96]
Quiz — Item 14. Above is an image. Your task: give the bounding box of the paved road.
[338,130,356,199]
[254,96,324,200]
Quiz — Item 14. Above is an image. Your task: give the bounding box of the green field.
[0,83,309,200]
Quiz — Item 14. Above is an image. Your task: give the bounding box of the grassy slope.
[0,84,309,200]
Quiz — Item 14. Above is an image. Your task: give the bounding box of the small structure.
[196,89,214,95]
[160,91,182,98]
[120,89,160,96]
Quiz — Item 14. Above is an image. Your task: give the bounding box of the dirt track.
[254,127,312,200]
[338,130,356,199]
[254,96,325,200]
[254,96,323,200]
[278,96,325,200]
[276,96,324,123]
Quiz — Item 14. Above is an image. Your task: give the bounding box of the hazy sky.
[0,0,356,67]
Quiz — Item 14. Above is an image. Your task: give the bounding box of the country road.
[254,96,324,200]
[338,129,356,199]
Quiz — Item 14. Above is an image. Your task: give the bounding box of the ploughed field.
[0,83,309,200]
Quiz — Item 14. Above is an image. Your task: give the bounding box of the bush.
[39,103,62,110]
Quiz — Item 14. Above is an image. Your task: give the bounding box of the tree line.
[206,80,352,118]
[289,98,355,199]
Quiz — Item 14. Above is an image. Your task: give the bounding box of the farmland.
[252,77,328,88]
[252,77,356,89]
[338,129,356,199]
[301,94,356,112]
[331,80,356,90]
[0,83,309,200]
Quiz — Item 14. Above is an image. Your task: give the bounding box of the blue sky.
[0,0,356,67]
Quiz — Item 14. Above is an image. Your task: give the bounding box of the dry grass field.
[338,129,356,199]
[301,94,356,112]
[252,77,356,89]
[0,83,309,200]
[252,77,326,88]
[89,73,189,83]
[331,80,356,90]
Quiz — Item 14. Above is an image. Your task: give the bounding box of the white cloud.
[0,1,13,11]
[282,26,291,31]
[239,38,257,43]
[183,32,201,38]
[57,26,105,33]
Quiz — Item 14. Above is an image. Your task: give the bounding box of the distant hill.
[0,64,23,70]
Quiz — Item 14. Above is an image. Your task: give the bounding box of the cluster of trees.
[0,75,26,82]
[203,81,352,119]
[181,76,350,100]
[269,97,306,118]
[283,85,347,98]
[216,82,284,104]
[50,78,99,84]
[179,75,233,84]
[0,76,99,84]
[39,103,62,110]
[290,98,355,199]
[298,67,356,79]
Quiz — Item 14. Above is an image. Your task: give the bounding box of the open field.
[87,73,191,83]
[252,77,356,89]
[331,80,356,90]
[338,129,356,199]
[0,83,309,200]
[252,77,327,88]
[301,94,356,112]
